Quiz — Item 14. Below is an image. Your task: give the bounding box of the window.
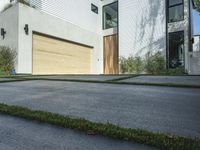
[91,4,98,14]
[168,0,184,23]
[103,2,118,30]
[168,31,184,68]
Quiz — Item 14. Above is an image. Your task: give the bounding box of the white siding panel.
[30,0,101,34]
[119,0,166,58]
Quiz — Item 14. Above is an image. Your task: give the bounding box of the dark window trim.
[91,3,98,14]
[102,1,118,30]
[167,0,184,23]
[168,31,185,69]
[169,0,183,7]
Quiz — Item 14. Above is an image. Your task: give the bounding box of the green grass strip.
[0,103,199,150]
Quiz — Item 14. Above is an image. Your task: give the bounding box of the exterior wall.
[29,0,102,34]
[0,3,102,74]
[0,5,19,72]
[17,3,102,74]
[168,0,191,72]
[119,0,166,59]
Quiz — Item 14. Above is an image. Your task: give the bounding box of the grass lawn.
[0,103,199,150]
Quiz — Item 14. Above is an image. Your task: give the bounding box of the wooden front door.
[104,34,118,74]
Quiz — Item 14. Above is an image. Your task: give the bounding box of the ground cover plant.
[0,46,16,75]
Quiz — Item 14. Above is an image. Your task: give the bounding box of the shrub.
[145,51,166,74]
[0,46,17,75]
[119,56,144,74]
[166,67,186,75]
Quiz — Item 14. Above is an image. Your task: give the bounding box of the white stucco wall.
[119,0,166,58]
[17,3,102,74]
[29,0,102,34]
[0,5,19,71]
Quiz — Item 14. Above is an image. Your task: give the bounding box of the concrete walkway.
[0,80,200,138]
[120,76,200,85]
[0,115,156,150]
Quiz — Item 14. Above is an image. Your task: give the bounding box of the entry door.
[104,34,118,74]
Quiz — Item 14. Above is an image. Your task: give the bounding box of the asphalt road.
[0,115,156,150]
[0,80,200,138]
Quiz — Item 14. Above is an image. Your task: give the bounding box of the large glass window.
[168,31,184,68]
[168,0,184,22]
[103,2,118,30]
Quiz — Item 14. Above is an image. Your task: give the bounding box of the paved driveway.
[0,115,156,150]
[121,76,200,85]
[0,80,200,138]
[24,75,130,81]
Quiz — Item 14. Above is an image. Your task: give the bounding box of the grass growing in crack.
[0,103,199,150]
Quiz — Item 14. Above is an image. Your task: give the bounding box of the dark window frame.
[168,31,185,69]
[167,0,184,23]
[91,3,98,14]
[102,1,118,30]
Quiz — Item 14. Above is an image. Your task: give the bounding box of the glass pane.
[169,32,184,68]
[103,2,118,29]
[169,0,182,6]
[169,5,184,22]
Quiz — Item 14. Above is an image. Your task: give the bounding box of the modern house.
[0,0,199,75]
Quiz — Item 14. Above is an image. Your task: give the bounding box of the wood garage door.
[32,33,92,75]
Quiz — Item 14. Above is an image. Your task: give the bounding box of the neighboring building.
[0,0,199,74]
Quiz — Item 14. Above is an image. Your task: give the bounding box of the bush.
[166,67,186,75]
[119,56,144,74]
[145,51,166,74]
[0,46,17,75]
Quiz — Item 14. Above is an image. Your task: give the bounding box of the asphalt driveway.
[23,75,130,81]
[0,80,200,138]
[0,115,156,150]
[121,76,200,85]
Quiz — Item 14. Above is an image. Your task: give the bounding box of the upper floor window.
[103,2,118,30]
[91,4,98,14]
[168,0,184,23]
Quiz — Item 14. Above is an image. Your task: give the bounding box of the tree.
[194,0,200,12]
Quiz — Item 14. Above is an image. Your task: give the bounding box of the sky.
[193,10,200,35]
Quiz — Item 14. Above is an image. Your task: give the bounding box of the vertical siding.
[119,0,166,58]
[30,0,102,34]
